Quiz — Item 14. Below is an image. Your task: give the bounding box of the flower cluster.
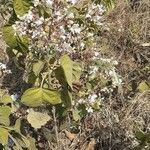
[0,62,11,74]
[11,1,122,114]
[12,0,106,56]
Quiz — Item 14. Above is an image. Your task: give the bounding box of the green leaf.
[0,89,12,104]
[102,0,115,11]
[1,95,13,104]
[72,109,80,121]
[28,136,37,150]
[3,26,29,52]
[14,119,21,134]
[13,0,32,17]
[138,81,150,92]
[21,88,43,107]
[0,106,11,126]
[21,88,61,107]
[0,128,9,145]
[27,109,51,129]
[73,62,82,82]
[43,89,61,105]
[60,55,73,88]
[61,89,72,108]
[33,60,45,76]
[3,26,18,48]
[14,134,30,148]
[91,101,101,110]
[16,35,29,53]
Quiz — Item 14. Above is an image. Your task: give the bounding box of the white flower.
[87,32,94,37]
[11,94,18,101]
[60,35,66,40]
[45,0,53,6]
[68,13,74,18]
[67,0,77,4]
[94,52,99,57]
[70,24,81,34]
[80,42,85,48]
[88,94,97,103]
[85,13,91,18]
[35,17,44,26]
[86,107,93,113]
[33,0,39,7]
[0,63,6,69]
[89,66,99,74]
[78,99,85,104]
[113,60,118,65]
[109,68,122,87]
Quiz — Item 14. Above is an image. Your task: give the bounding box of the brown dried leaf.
[64,129,77,141]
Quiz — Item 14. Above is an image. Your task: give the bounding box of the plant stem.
[52,106,59,146]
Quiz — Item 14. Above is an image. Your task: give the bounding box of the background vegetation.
[0,0,150,149]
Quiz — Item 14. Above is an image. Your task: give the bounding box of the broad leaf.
[72,109,80,121]
[0,89,12,104]
[61,89,72,108]
[33,60,45,76]
[0,128,9,145]
[138,81,150,92]
[0,106,11,126]
[13,0,32,17]
[73,62,82,82]
[21,88,61,107]
[1,95,13,104]
[28,136,37,150]
[14,119,21,134]
[14,134,30,148]
[3,26,29,52]
[43,89,61,105]
[3,26,18,48]
[21,88,43,107]
[60,55,73,88]
[27,109,51,129]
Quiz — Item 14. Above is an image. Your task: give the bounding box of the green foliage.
[3,26,29,52]
[32,60,45,76]
[60,54,73,89]
[0,128,9,145]
[3,26,18,48]
[138,81,150,92]
[21,88,61,107]
[13,0,32,17]
[0,106,11,126]
[0,0,121,148]
[27,109,51,129]
[134,131,150,150]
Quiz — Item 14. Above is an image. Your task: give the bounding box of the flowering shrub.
[0,0,125,149]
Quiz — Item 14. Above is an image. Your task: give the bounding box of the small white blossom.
[45,0,53,6]
[68,13,74,18]
[67,0,77,5]
[70,24,81,34]
[88,94,97,103]
[35,17,44,26]
[85,13,91,18]
[33,0,39,7]
[86,107,93,113]
[0,63,6,69]
[78,99,85,104]
[89,66,99,74]
[11,94,18,101]
[87,32,94,37]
